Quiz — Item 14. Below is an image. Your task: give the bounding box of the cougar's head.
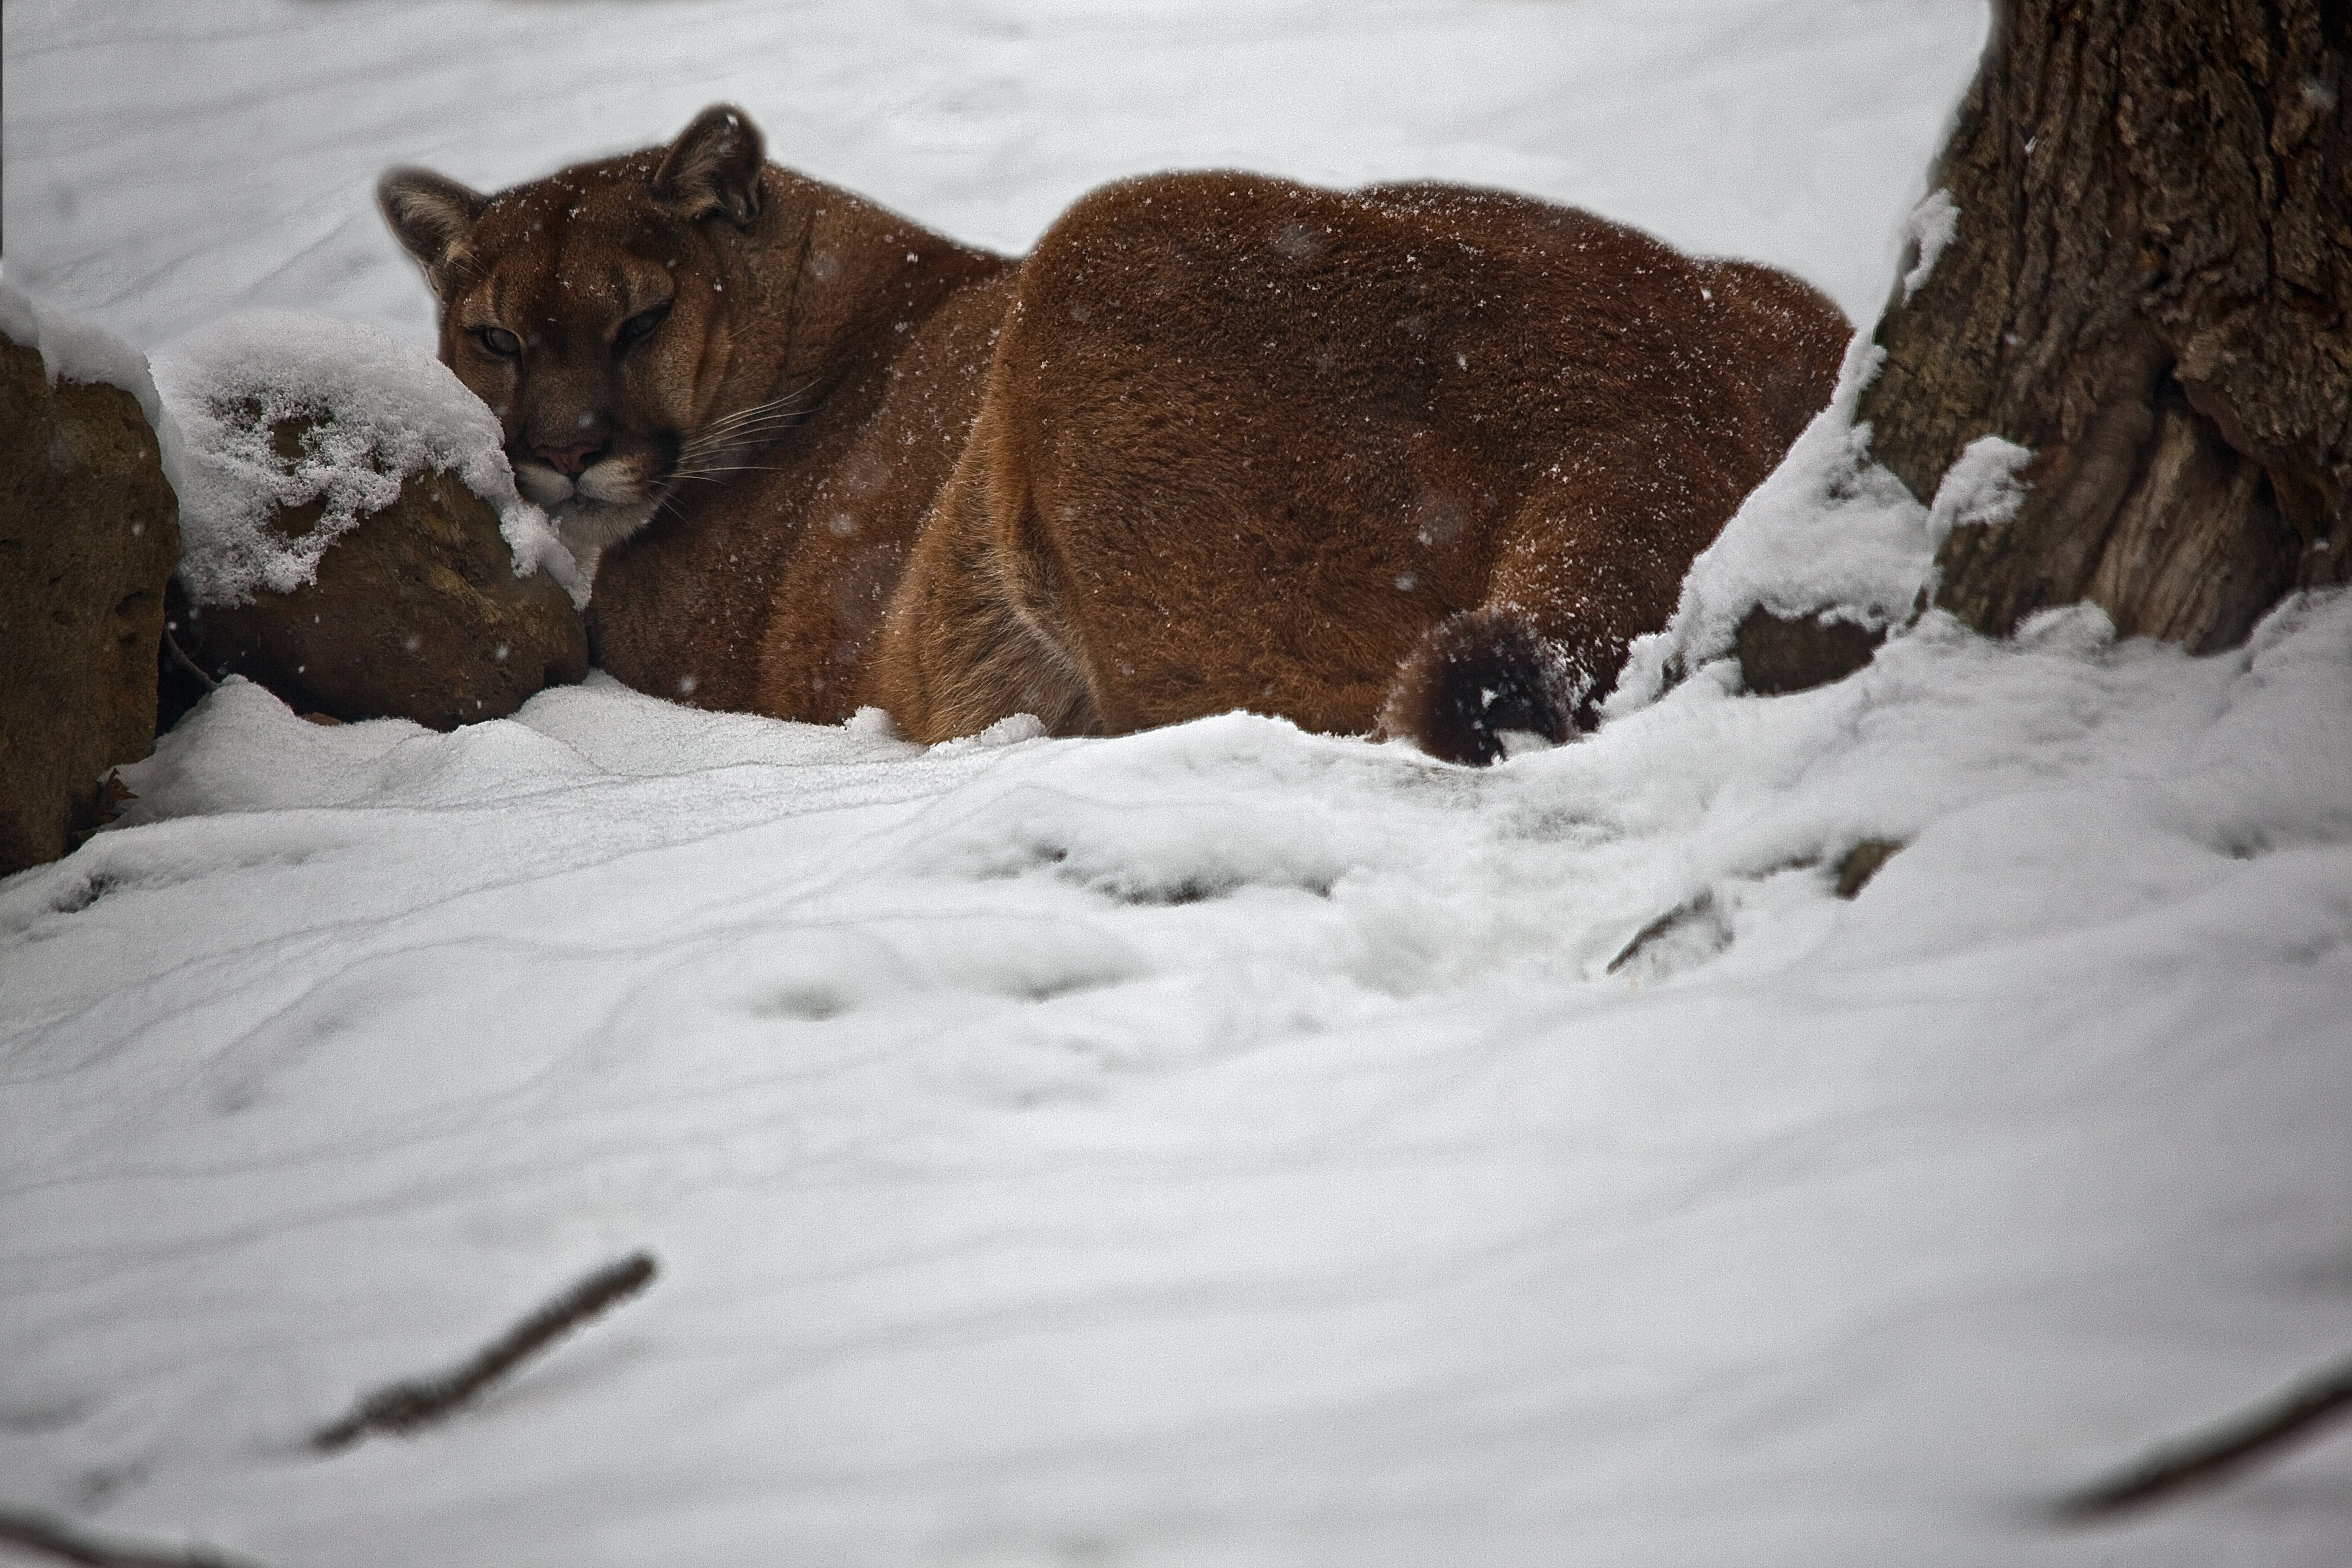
[379,105,782,553]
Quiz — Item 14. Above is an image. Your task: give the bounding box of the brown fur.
[381,106,1010,714]
[384,109,1846,759]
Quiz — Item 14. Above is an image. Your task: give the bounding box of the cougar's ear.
[652,104,766,228]
[378,168,488,299]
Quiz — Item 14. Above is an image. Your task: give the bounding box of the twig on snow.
[0,1506,269,1568]
[311,1250,657,1454]
[2056,1353,2352,1521]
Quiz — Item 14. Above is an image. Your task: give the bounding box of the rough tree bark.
[1860,0,2350,650]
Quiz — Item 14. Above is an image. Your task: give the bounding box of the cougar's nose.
[531,442,604,477]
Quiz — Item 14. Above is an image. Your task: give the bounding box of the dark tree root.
[2055,1354,2352,1522]
[312,1250,658,1453]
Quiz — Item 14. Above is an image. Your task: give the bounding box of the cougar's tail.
[1377,607,1594,766]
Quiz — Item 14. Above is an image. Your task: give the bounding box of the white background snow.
[5,3,2349,1565]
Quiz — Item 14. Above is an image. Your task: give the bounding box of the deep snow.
[5,3,2349,1566]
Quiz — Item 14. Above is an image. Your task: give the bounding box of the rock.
[175,414,587,730]
[0,334,181,877]
[1834,838,1903,899]
[1606,890,1730,977]
[1733,603,1886,696]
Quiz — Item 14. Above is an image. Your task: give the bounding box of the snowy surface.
[151,311,575,605]
[6,3,2352,1566]
[7,608,2349,1566]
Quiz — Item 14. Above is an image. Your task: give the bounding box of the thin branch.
[2056,1354,2352,1521]
[159,625,218,693]
[311,1250,657,1453]
[0,1508,270,1568]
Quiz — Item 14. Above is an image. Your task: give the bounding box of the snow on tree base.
[1610,333,2032,717]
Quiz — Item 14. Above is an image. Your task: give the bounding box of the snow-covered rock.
[0,280,180,873]
[151,311,578,607]
[0,273,164,427]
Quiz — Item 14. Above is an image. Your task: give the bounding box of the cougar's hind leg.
[866,405,1101,743]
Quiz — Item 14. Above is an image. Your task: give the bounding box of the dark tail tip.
[1380,608,1586,765]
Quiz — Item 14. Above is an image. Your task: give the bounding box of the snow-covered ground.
[6,3,2350,1565]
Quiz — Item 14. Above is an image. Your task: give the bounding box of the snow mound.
[1610,332,2033,714]
[0,273,164,428]
[150,311,579,606]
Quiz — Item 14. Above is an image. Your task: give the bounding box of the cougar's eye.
[615,302,671,352]
[475,325,522,357]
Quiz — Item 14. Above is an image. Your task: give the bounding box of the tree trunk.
[1859,0,2351,651]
